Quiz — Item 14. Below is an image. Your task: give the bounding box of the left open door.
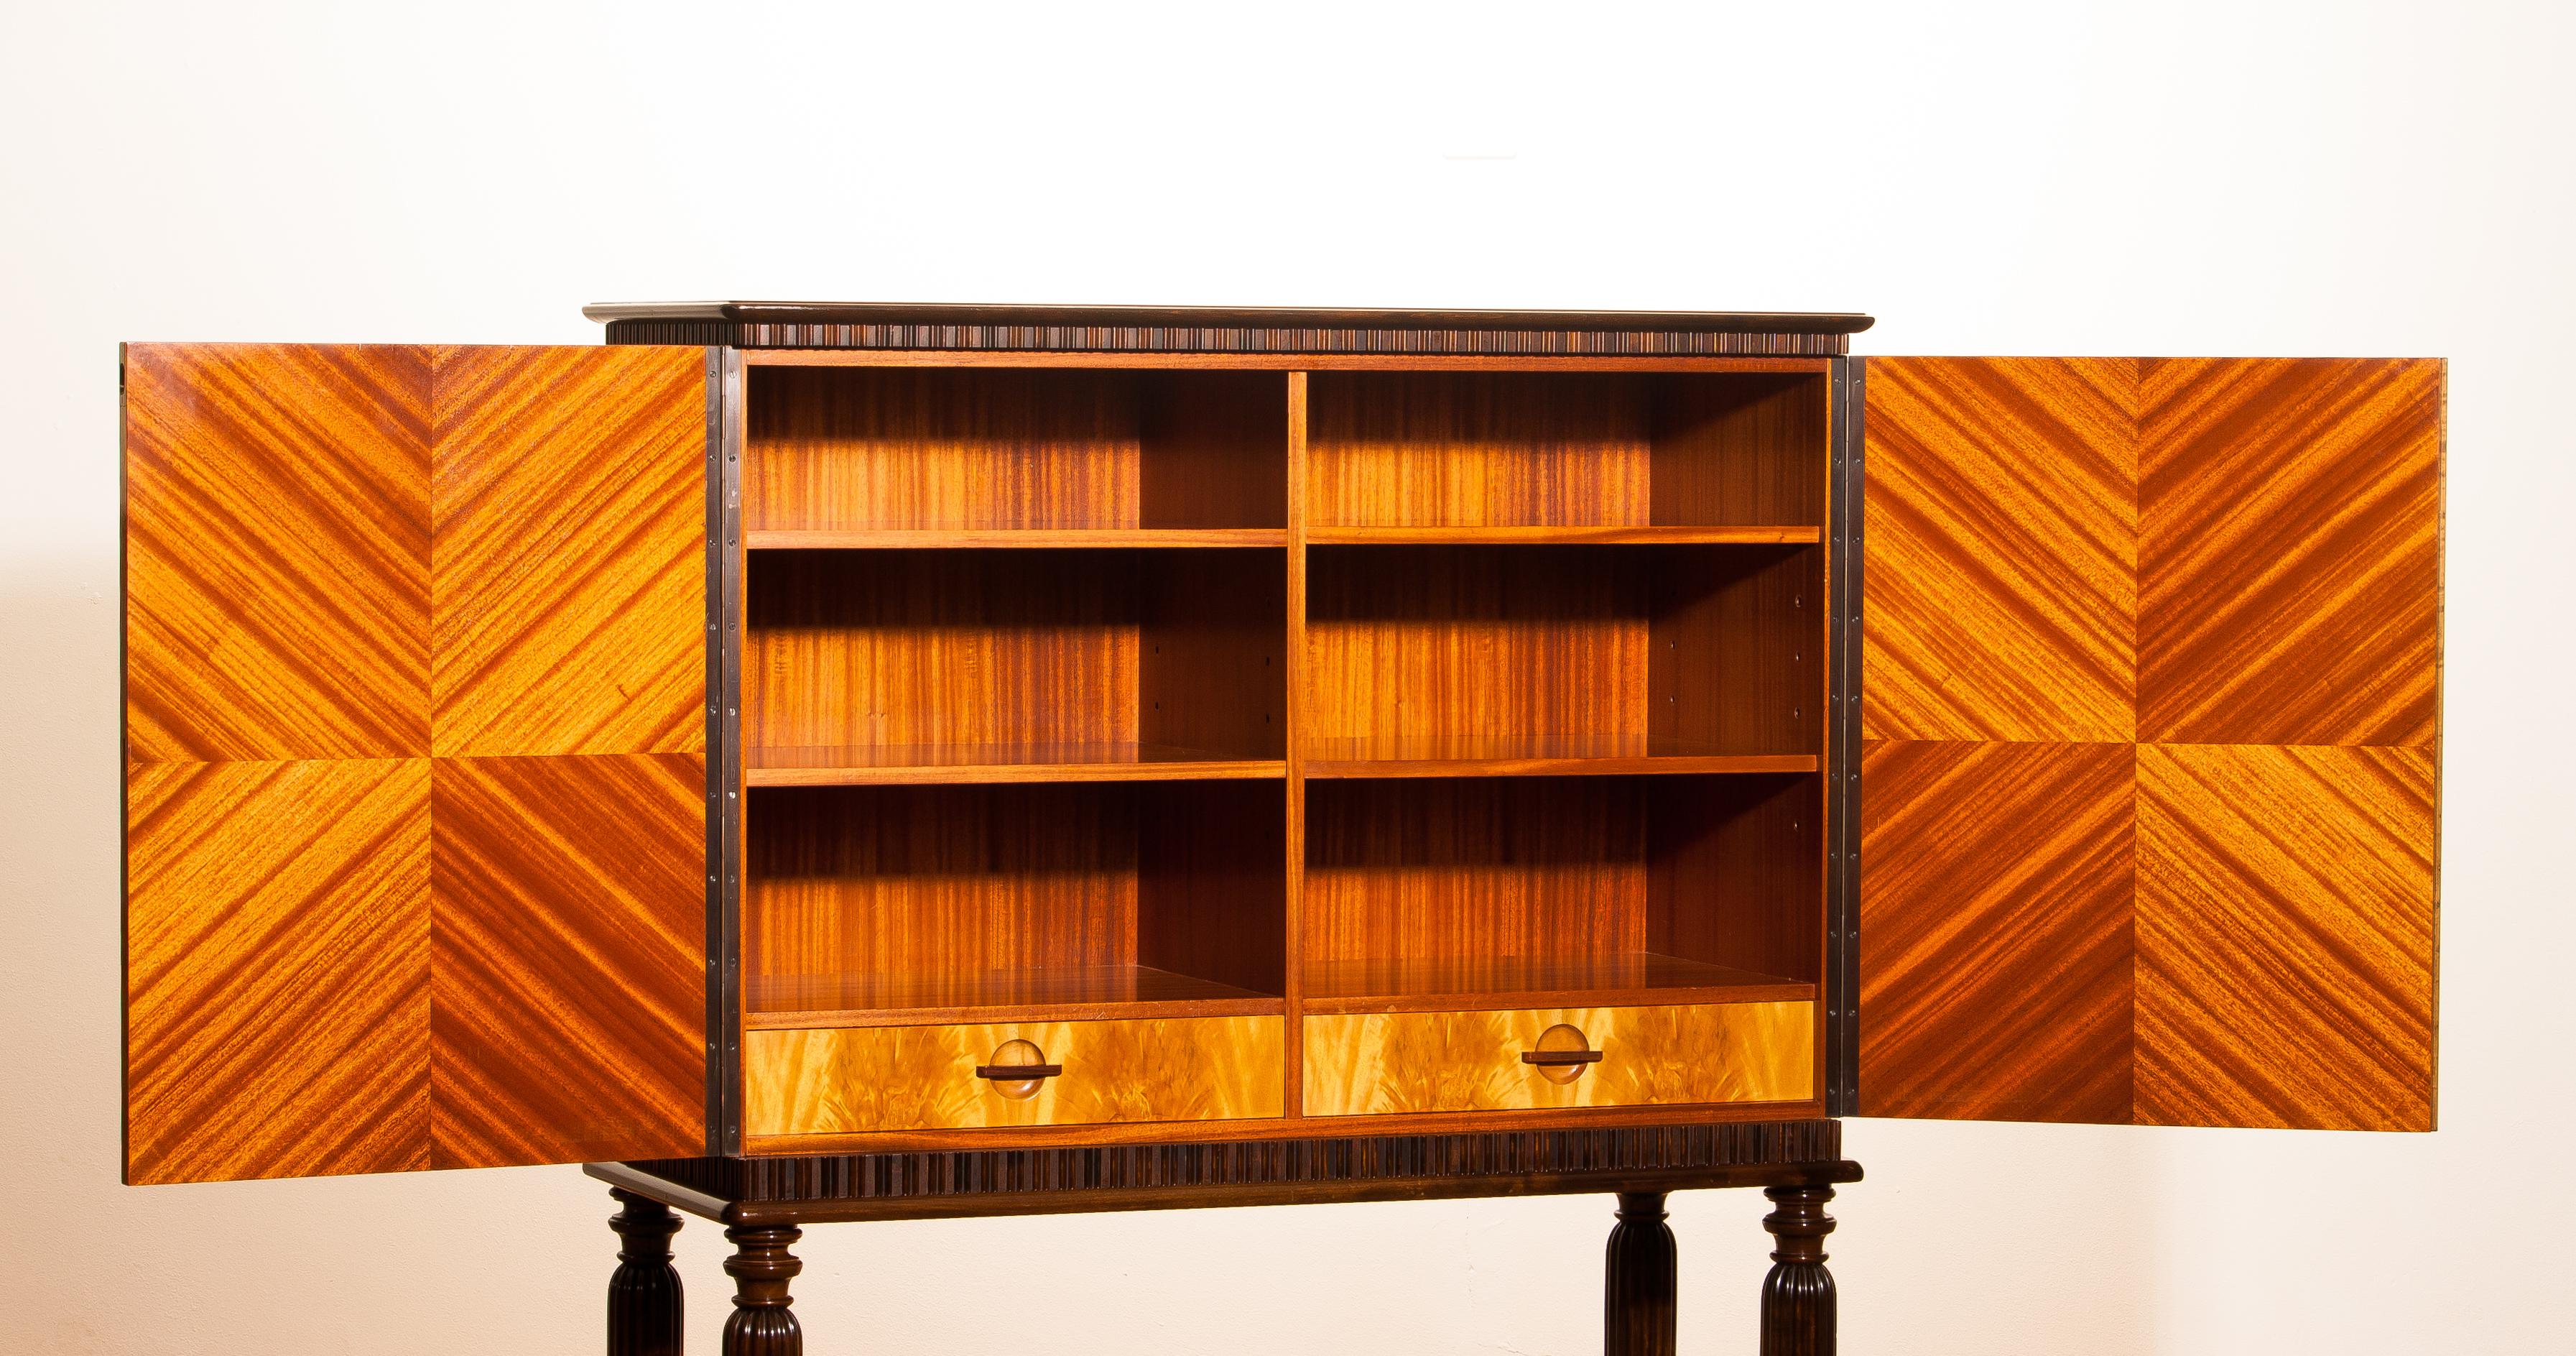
[123,343,713,1182]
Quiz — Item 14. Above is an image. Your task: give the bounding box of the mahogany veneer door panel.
[122,343,710,1183]
[1857,356,2442,1131]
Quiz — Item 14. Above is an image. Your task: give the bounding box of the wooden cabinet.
[119,306,2442,1186]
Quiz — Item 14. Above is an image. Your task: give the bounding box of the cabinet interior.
[736,359,1832,1122]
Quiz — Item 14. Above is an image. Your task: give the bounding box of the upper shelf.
[749,528,1287,550]
[1305,526,1820,546]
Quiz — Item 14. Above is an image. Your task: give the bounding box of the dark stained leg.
[1604,1189,1677,1356]
[722,1223,805,1356]
[607,1189,683,1356]
[1759,1184,1838,1356]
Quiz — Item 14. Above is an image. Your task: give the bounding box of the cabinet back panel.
[1304,778,1651,966]
[1307,372,1827,527]
[1307,545,1646,744]
[746,549,1139,750]
[749,368,1287,531]
[747,783,1138,994]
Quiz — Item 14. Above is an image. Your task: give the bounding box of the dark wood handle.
[1521,1049,1604,1067]
[974,1063,1063,1081]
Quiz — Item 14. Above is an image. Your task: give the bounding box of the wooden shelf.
[749,528,1289,550]
[1299,953,1813,1015]
[746,965,1284,1029]
[747,742,1287,786]
[1305,525,1820,546]
[1302,736,1818,780]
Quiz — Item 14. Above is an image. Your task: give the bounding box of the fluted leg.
[723,1223,804,1356]
[1759,1185,1837,1356]
[607,1189,683,1356]
[1604,1190,1677,1356]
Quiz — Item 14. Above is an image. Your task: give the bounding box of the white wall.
[5,2,2569,1351]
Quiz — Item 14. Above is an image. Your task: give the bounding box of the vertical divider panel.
[710,348,748,1155]
[1283,372,1310,1118]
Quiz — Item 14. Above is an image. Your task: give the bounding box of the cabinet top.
[582,300,1874,357]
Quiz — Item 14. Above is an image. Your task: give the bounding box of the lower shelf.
[1298,952,1813,1015]
[746,964,1284,1029]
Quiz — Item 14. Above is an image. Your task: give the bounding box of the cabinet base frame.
[590,1120,1855,1355]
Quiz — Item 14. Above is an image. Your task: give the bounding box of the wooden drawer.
[1302,1002,1812,1116]
[745,1016,1284,1137]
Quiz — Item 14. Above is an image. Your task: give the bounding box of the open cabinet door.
[123,343,713,1181]
[1855,356,2441,1130]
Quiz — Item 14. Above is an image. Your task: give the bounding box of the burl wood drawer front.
[1302,1002,1813,1116]
[746,1016,1284,1136]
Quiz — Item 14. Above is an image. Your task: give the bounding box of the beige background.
[6,1,2571,1350]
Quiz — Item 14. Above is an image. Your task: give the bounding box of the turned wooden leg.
[1759,1184,1838,1356]
[607,1189,683,1356]
[723,1223,804,1356]
[1604,1190,1677,1356]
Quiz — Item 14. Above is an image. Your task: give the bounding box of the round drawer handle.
[1522,1023,1601,1084]
[974,1038,1060,1099]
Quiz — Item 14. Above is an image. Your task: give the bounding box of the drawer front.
[746,1016,1284,1137]
[1302,1002,1813,1116]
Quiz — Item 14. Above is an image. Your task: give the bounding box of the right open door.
[1855,356,2441,1130]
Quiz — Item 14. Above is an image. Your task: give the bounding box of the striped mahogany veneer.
[1859,356,2441,1131]
[123,343,710,1182]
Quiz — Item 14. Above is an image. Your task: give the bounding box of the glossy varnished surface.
[1860,356,2441,1130]
[123,343,709,1181]
[1302,1002,1813,1116]
[744,1016,1286,1135]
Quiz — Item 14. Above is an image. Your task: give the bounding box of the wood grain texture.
[1309,373,1652,527]
[1301,954,1811,1014]
[1307,545,1644,744]
[430,753,706,1166]
[1649,372,1829,527]
[1303,1003,1813,1116]
[2137,358,2443,747]
[124,343,712,1181]
[1862,356,2138,742]
[1857,741,2135,1123]
[1860,356,2442,1131]
[746,783,1139,1002]
[745,1017,1285,1135]
[429,344,707,757]
[125,758,432,1182]
[124,343,432,762]
[1303,778,1648,967]
[2135,744,2437,1130]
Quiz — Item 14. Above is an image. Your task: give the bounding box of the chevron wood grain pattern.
[1860,355,2441,1131]
[124,343,432,762]
[2135,744,2437,1130]
[124,758,432,1183]
[430,753,706,1166]
[124,343,713,1182]
[1856,740,2135,1122]
[744,1017,1285,1135]
[1862,357,2138,742]
[2137,358,2443,747]
[429,344,707,757]
[1302,1002,1813,1116]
